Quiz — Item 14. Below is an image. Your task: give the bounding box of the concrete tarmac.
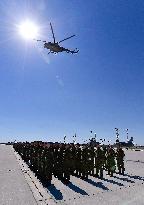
[0,144,37,205]
[0,145,144,205]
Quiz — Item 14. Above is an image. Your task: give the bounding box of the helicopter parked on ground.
[34,22,79,55]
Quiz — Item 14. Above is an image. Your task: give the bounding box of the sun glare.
[18,20,39,40]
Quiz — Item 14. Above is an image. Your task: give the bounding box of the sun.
[18,20,39,40]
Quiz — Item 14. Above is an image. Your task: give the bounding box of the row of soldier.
[13,141,125,185]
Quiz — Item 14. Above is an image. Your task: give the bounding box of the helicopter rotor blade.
[50,22,56,43]
[33,39,41,42]
[33,39,46,43]
[59,35,76,43]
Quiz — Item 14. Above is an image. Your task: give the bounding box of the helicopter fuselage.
[44,42,63,52]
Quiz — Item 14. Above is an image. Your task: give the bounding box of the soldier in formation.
[106,147,116,177]
[13,141,125,185]
[116,147,125,175]
[94,146,106,178]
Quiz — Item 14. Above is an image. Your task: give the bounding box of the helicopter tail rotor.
[71,48,79,54]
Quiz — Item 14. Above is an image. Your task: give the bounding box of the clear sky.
[0,0,144,144]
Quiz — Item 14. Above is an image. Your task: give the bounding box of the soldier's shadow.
[84,178,109,190]
[101,177,124,186]
[113,175,135,183]
[65,182,88,195]
[124,173,144,181]
[46,184,63,200]
[127,160,144,164]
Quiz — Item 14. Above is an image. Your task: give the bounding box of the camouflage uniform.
[107,147,116,177]
[81,146,89,179]
[88,146,95,176]
[75,145,82,177]
[63,145,71,183]
[70,145,76,175]
[116,148,125,175]
[44,146,54,184]
[102,146,108,170]
[30,145,38,172]
[57,146,64,180]
[95,147,105,178]
[53,145,59,178]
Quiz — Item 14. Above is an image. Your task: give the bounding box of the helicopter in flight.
[34,22,79,55]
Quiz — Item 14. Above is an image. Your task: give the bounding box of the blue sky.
[0,0,144,144]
